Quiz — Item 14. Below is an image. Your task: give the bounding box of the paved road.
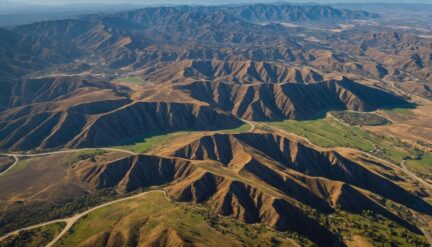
[0,190,165,246]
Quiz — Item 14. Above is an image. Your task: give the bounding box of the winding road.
[0,190,166,246]
[263,121,432,245]
[241,118,256,133]
[0,147,136,176]
[0,155,18,177]
[401,160,432,192]
[0,119,430,246]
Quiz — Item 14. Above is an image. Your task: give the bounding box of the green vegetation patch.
[0,189,122,235]
[329,210,428,246]
[115,131,192,153]
[114,76,149,84]
[63,149,108,165]
[330,111,390,126]
[267,117,418,165]
[383,107,415,116]
[381,107,416,122]
[0,222,65,247]
[406,153,432,181]
[116,124,251,153]
[57,191,302,247]
[2,158,30,175]
[219,123,251,134]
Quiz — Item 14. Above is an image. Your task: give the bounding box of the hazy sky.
[5,0,432,5]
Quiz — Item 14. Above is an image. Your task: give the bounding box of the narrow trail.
[0,147,136,176]
[401,160,432,193]
[0,155,18,177]
[0,190,165,246]
[241,118,256,133]
[0,219,66,243]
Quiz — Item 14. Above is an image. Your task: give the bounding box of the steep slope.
[55,191,301,247]
[81,154,197,193]
[176,78,409,120]
[77,132,429,244]
[0,75,409,151]
[0,101,242,150]
[329,31,432,83]
[0,133,429,246]
[0,76,129,111]
[221,3,378,22]
[139,60,324,84]
[0,4,379,79]
[166,171,339,245]
[163,133,432,217]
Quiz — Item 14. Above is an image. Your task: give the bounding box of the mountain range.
[0,3,431,247]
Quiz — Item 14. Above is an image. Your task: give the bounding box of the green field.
[116,124,251,153]
[116,131,191,153]
[406,153,432,181]
[383,107,415,116]
[0,222,65,247]
[56,191,300,247]
[267,117,417,165]
[114,76,149,84]
[2,159,29,175]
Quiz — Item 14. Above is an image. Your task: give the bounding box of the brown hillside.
[162,133,432,217]
[175,78,409,120]
[0,132,428,245]
[0,101,242,150]
[139,60,324,84]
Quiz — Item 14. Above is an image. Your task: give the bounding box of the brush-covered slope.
[72,132,430,245]
[55,191,300,247]
[327,31,432,84]
[0,76,244,151]
[81,154,197,193]
[0,74,409,151]
[0,3,379,79]
[139,60,324,84]
[0,76,129,111]
[73,154,341,245]
[176,78,409,120]
[0,133,429,246]
[221,3,378,22]
[162,133,432,216]
[0,101,242,150]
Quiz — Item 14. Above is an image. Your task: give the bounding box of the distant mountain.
[1,3,430,93]
[0,4,382,80]
[221,3,379,22]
